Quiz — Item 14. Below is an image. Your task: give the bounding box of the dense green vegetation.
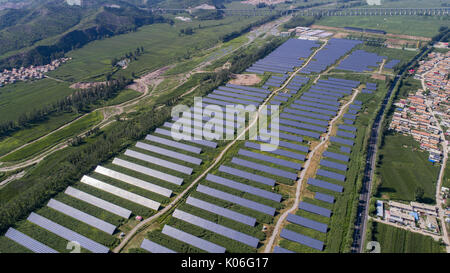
[375,134,439,203]
[369,221,444,253]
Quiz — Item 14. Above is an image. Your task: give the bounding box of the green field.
[377,134,439,203]
[443,163,450,189]
[0,78,72,123]
[0,112,81,157]
[48,16,262,83]
[0,111,103,162]
[366,0,449,8]
[370,221,444,253]
[317,16,449,38]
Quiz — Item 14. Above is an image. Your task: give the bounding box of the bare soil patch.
[70,82,106,89]
[229,73,261,86]
[371,74,386,80]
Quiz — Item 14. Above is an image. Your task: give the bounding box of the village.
[0,57,70,87]
[389,51,450,163]
[376,194,450,236]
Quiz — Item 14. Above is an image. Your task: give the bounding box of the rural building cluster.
[389,51,449,163]
[0,58,70,87]
[376,200,443,234]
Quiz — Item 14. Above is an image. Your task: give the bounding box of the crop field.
[0,111,103,163]
[0,78,72,123]
[370,221,444,253]
[48,16,264,83]
[317,16,449,38]
[376,134,439,203]
[444,164,450,189]
[0,112,81,157]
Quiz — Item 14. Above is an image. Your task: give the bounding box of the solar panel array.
[308,178,343,193]
[219,165,276,186]
[384,59,400,69]
[65,186,132,219]
[140,239,177,253]
[186,196,256,226]
[231,157,298,180]
[5,228,58,253]
[298,202,332,218]
[173,209,259,248]
[47,199,117,235]
[301,39,362,74]
[162,225,226,253]
[205,174,282,202]
[27,213,109,253]
[316,169,346,182]
[197,184,276,216]
[320,159,347,171]
[246,39,318,74]
[336,50,386,72]
[314,192,335,204]
[273,246,294,253]
[238,149,301,170]
[280,228,324,251]
[287,214,328,233]
[322,151,349,162]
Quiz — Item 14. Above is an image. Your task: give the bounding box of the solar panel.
[290,104,336,116]
[257,137,309,153]
[80,175,160,210]
[172,209,259,248]
[322,151,349,162]
[280,118,327,133]
[186,197,256,226]
[140,239,177,253]
[113,158,183,186]
[298,201,332,218]
[218,87,267,98]
[95,166,172,197]
[349,105,361,110]
[273,95,288,102]
[5,228,58,253]
[344,119,354,125]
[205,174,281,202]
[320,160,347,171]
[164,121,226,139]
[212,90,265,102]
[135,142,202,165]
[348,109,358,115]
[278,125,321,139]
[146,134,202,154]
[328,77,360,86]
[244,142,306,161]
[231,157,298,180]
[162,225,226,253]
[218,165,275,187]
[154,128,217,149]
[336,130,356,139]
[286,214,328,233]
[124,149,193,175]
[273,246,295,253]
[319,79,358,88]
[65,186,132,218]
[294,100,339,111]
[27,213,110,253]
[207,94,260,106]
[196,184,276,216]
[354,100,362,105]
[330,136,354,146]
[301,96,340,107]
[316,169,346,182]
[238,149,301,170]
[284,108,331,121]
[308,88,343,98]
[314,192,335,204]
[226,84,270,93]
[338,125,357,132]
[280,229,323,251]
[308,178,343,193]
[47,199,116,235]
[340,146,352,153]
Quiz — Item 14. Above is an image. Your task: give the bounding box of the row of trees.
[0,77,132,138]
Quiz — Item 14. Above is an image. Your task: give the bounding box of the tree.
[415,187,425,202]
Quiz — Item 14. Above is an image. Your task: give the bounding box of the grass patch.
[370,221,444,253]
[376,134,439,204]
